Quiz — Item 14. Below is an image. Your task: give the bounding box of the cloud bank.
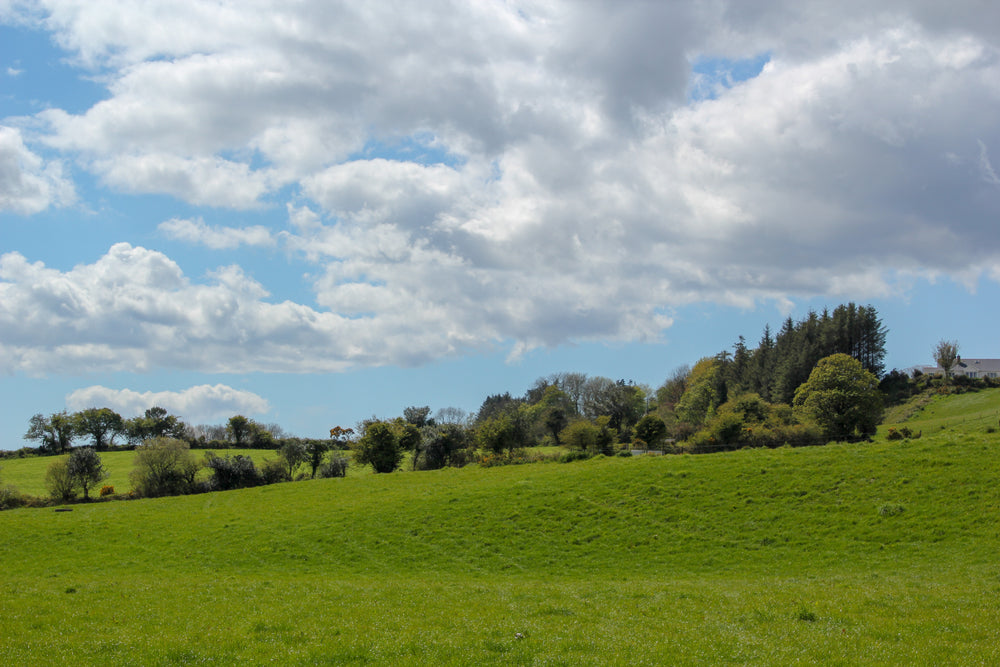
[66,383,270,424]
[3,1,1000,374]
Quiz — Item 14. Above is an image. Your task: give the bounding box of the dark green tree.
[226,415,253,446]
[634,414,668,449]
[279,439,308,479]
[73,407,124,451]
[24,412,76,453]
[354,421,403,473]
[304,439,329,478]
[67,447,108,500]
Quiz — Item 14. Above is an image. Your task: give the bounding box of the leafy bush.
[205,453,262,490]
[260,458,290,484]
[558,449,593,463]
[318,456,348,478]
[131,437,201,497]
[886,426,921,441]
[99,485,115,497]
[0,485,31,510]
[353,422,403,473]
[45,457,77,502]
[415,424,471,470]
[477,448,533,467]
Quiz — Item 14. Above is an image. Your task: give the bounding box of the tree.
[634,414,668,449]
[304,439,329,478]
[675,358,725,427]
[279,439,308,479]
[45,457,76,501]
[226,415,253,446]
[67,447,108,500]
[130,437,200,497]
[403,406,432,428]
[125,407,185,444]
[560,420,599,452]
[934,340,960,381]
[73,408,124,451]
[415,423,470,470]
[353,421,403,473]
[793,353,883,441]
[24,412,76,453]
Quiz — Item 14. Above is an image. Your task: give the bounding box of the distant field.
[2,390,1000,664]
[0,448,285,497]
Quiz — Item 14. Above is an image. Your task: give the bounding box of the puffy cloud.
[5,2,1000,372]
[66,384,270,423]
[159,217,274,249]
[0,126,75,214]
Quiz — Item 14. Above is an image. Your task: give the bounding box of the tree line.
[13,302,991,508]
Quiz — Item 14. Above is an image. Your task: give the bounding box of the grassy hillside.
[1,392,1000,664]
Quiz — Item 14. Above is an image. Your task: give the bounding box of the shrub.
[1,485,28,510]
[205,453,262,490]
[131,437,201,497]
[99,485,115,497]
[353,422,403,473]
[415,424,471,470]
[260,458,290,484]
[558,449,593,463]
[46,457,77,502]
[477,448,534,467]
[318,456,348,478]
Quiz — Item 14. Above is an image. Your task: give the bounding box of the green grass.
[2,392,1000,664]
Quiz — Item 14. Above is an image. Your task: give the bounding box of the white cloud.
[66,384,270,423]
[0,125,75,214]
[5,2,1000,373]
[159,217,274,249]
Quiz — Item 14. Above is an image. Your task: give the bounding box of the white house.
[919,357,1000,379]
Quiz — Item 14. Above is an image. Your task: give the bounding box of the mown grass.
[2,392,1000,664]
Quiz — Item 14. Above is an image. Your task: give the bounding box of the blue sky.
[3,1,1000,449]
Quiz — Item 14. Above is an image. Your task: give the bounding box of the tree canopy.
[793,353,883,441]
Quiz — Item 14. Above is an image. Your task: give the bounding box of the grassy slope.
[1,393,1000,665]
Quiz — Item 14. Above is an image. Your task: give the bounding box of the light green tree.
[793,353,883,441]
[934,340,959,381]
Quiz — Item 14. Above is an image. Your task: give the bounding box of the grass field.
[2,391,1000,664]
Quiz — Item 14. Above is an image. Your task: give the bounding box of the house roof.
[920,358,1000,375]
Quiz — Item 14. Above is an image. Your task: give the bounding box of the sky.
[3,1,1000,449]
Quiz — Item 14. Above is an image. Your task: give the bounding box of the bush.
[1,485,30,510]
[131,437,201,497]
[260,458,290,484]
[99,485,115,497]
[318,456,348,478]
[353,422,403,473]
[45,457,77,502]
[205,453,262,490]
[558,449,593,463]
[415,424,471,470]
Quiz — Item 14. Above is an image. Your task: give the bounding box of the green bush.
[318,456,348,478]
[558,449,593,463]
[205,453,262,490]
[131,437,201,497]
[260,458,290,484]
[45,457,77,502]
